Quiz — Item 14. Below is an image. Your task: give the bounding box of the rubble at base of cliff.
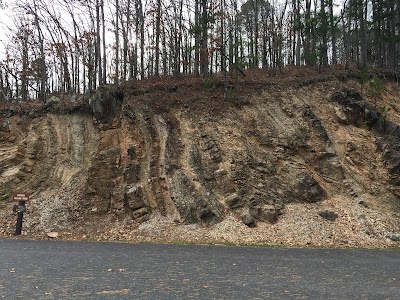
[1,195,399,249]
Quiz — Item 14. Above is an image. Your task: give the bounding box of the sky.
[0,6,13,56]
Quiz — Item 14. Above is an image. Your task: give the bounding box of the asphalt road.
[0,239,398,299]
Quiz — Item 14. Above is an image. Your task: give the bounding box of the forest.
[0,0,398,101]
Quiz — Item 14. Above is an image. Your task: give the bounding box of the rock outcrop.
[0,76,399,239]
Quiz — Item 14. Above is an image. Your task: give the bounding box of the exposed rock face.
[0,79,399,235]
[330,88,400,176]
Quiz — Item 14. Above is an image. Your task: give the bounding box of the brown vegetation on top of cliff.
[0,66,398,116]
[0,66,379,114]
[1,67,400,248]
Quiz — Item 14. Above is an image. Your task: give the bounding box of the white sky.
[0,7,13,56]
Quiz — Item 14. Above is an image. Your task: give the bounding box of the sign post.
[12,193,29,236]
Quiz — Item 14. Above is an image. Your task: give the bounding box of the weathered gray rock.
[274,201,285,215]
[358,199,368,208]
[304,105,330,143]
[123,104,136,122]
[225,193,243,209]
[292,173,327,202]
[319,153,344,180]
[89,89,123,124]
[170,171,223,224]
[125,185,147,211]
[241,213,256,227]
[259,208,278,224]
[330,88,378,127]
[0,119,9,132]
[132,207,149,222]
[330,88,400,178]
[250,205,279,224]
[197,206,215,223]
[387,233,400,242]
[124,163,140,184]
[318,210,338,221]
[377,141,400,176]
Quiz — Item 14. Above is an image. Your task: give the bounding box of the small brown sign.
[12,192,30,202]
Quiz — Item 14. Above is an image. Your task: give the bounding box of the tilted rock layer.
[1,72,399,247]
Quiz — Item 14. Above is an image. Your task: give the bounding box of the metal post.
[15,201,26,236]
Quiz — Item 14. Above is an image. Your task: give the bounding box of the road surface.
[0,239,399,299]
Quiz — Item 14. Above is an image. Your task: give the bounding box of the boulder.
[292,173,327,202]
[132,207,149,222]
[318,211,338,221]
[241,213,256,227]
[89,89,123,124]
[259,208,278,224]
[387,234,400,242]
[46,231,59,238]
[225,193,243,209]
[197,206,216,223]
[250,205,279,224]
[330,88,378,127]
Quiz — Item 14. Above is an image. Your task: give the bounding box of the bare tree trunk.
[220,0,226,72]
[320,0,328,66]
[31,0,47,99]
[294,0,301,65]
[388,0,397,67]
[359,0,367,66]
[114,0,120,84]
[135,0,145,79]
[253,0,259,67]
[95,0,101,88]
[21,27,29,101]
[200,0,209,76]
[120,0,131,80]
[328,0,337,65]
[162,26,167,75]
[304,0,312,65]
[155,0,161,76]
[194,0,200,75]
[101,0,106,85]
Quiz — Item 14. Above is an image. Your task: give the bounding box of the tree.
[135,0,145,79]
[95,0,102,87]
[114,0,120,84]
[200,0,209,76]
[357,66,370,94]
[0,0,399,101]
[368,75,385,108]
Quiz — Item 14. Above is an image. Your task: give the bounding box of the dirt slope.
[1,69,399,247]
